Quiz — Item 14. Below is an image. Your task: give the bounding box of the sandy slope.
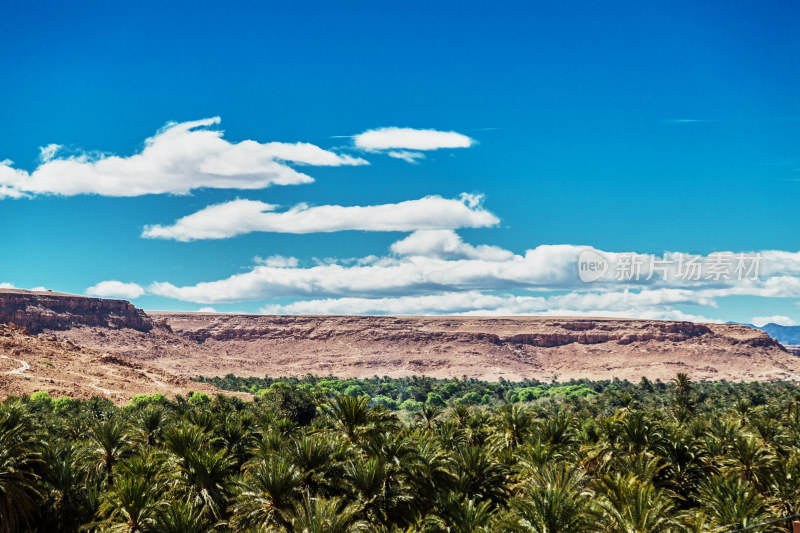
[0,323,239,404]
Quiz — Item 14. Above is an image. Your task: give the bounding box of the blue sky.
[1,1,798,324]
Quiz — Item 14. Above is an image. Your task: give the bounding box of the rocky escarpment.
[0,290,152,333]
[152,313,785,351]
[136,312,798,382]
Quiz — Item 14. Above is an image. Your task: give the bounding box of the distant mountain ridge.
[744,323,800,346]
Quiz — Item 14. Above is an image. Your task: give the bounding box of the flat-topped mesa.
[0,290,152,333]
[46,311,797,382]
[152,313,786,351]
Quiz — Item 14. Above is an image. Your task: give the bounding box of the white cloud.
[255,255,300,268]
[259,289,717,322]
[0,282,16,289]
[141,194,499,241]
[386,151,426,163]
[391,230,514,261]
[752,315,797,327]
[146,243,614,303]
[86,281,145,299]
[353,127,474,162]
[38,144,60,162]
[0,118,366,198]
[145,234,800,322]
[197,307,218,313]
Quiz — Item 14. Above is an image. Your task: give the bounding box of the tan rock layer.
[157,314,785,351]
[0,290,152,333]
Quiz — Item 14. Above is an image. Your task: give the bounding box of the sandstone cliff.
[143,313,796,382]
[0,289,152,333]
[155,313,785,351]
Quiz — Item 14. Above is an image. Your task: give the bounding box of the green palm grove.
[2,373,800,532]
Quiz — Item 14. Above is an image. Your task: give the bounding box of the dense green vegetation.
[195,374,602,410]
[2,374,800,531]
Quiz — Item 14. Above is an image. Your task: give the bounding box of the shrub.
[370,395,398,410]
[441,382,459,398]
[426,392,446,407]
[53,396,75,413]
[510,387,546,403]
[399,399,423,411]
[455,392,483,405]
[317,379,346,392]
[343,384,365,397]
[129,393,167,408]
[188,391,212,405]
[30,391,54,408]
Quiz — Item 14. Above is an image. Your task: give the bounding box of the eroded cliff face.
[0,290,152,333]
[134,313,798,382]
[152,313,785,351]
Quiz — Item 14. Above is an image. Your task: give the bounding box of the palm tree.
[230,456,302,530]
[323,395,373,442]
[94,470,160,533]
[281,493,369,533]
[0,420,42,533]
[218,412,257,469]
[537,411,576,448]
[40,442,95,531]
[414,404,442,430]
[453,445,509,508]
[90,416,131,487]
[286,434,343,495]
[344,456,411,527]
[491,404,532,451]
[152,500,211,533]
[133,407,166,448]
[503,463,594,533]
[699,475,771,531]
[428,494,495,533]
[594,473,677,532]
[724,436,775,491]
[616,411,666,457]
[660,436,714,502]
[173,448,236,522]
[163,424,214,466]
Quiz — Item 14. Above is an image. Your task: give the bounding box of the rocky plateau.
[0,290,798,398]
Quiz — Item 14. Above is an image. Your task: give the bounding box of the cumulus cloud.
[147,243,586,303]
[144,232,800,326]
[391,230,514,261]
[752,315,797,327]
[353,127,474,162]
[0,118,366,198]
[86,281,145,299]
[0,282,16,289]
[141,194,499,241]
[259,290,718,322]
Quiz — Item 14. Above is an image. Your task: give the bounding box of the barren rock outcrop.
[142,312,796,382]
[0,290,152,333]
